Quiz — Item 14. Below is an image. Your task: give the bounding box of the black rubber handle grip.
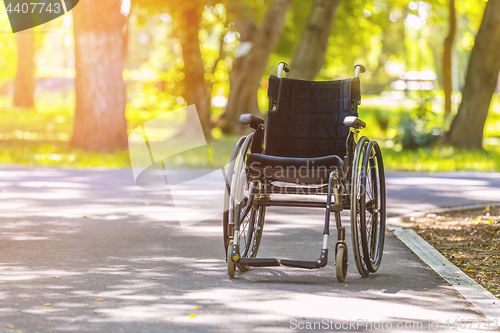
[239,114,265,130]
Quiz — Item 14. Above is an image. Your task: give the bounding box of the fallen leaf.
[44,303,51,306]
[9,325,14,329]
[195,306,201,309]
[83,216,87,218]
[52,276,60,278]
[188,314,196,318]
[47,322,51,325]
[96,299,103,302]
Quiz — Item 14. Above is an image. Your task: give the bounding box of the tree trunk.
[288,0,342,80]
[443,0,456,116]
[219,0,293,134]
[175,5,211,133]
[213,1,256,128]
[13,31,35,108]
[446,0,500,149]
[72,0,127,151]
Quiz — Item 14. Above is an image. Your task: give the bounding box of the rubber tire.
[223,137,246,259]
[350,136,370,277]
[227,244,236,278]
[336,244,348,283]
[360,140,386,273]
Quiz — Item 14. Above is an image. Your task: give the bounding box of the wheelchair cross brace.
[231,170,346,270]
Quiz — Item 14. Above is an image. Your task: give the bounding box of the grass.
[382,145,500,172]
[0,94,131,168]
[0,93,499,171]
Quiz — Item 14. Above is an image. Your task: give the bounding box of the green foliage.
[1,92,500,172]
[395,91,444,150]
[0,94,129,167]
[0,94,235,168]
[382,145,500,172]
[0,0,498,172]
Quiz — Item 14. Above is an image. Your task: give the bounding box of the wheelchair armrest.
[239,114,265,130]
[343,116,366,130]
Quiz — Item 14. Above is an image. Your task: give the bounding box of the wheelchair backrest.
[265,75,361,158]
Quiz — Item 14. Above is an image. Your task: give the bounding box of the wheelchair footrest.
[238,258,281,267]
[280,259,320,269]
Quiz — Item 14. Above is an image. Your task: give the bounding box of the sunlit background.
[0,0,499,171]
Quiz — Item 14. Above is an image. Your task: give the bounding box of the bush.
[395,91,443,150]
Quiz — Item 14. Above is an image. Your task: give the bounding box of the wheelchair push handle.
[277,62,290,78]
[354,64,366,78]
[239,114,264,130]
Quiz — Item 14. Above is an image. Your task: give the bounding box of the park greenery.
[0,0,499,171]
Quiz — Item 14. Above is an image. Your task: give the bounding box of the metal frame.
[227,63,383,279]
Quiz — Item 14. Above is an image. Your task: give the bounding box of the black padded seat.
[247,153,343,184]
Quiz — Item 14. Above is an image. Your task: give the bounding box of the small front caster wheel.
[336,244,348,282]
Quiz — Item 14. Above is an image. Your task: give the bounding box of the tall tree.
[443,0,456,116]
[72,0,127,151]
[132,1,212,134]
[173,2,211,132]
[446,0,500,149]
[13,31,35,108]
[218,0,293,133]
[288,0,342,80]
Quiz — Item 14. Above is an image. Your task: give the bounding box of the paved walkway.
[0,167,499,332]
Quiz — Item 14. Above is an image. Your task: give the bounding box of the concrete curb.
[387,203,500,322]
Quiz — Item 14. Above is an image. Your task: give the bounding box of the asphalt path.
[0,167,499,332]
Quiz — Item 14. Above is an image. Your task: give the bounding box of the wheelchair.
[223,63,386,282]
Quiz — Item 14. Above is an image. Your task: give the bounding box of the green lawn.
[0,94,499,171]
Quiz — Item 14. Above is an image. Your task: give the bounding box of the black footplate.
[280,260,319,269]
[238,258,281,267]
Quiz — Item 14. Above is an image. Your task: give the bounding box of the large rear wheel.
[234,197,265,271]
[360,140,386,273]
[223,136,246,259]
[223,133,266,273]
[350,136,370,277]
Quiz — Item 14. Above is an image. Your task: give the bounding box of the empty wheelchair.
[223,63,386,282]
